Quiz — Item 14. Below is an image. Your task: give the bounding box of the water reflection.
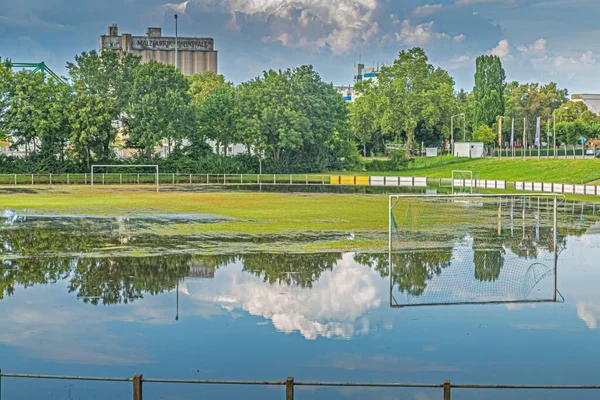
[2,200,598,307]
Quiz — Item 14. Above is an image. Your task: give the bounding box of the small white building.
[454,142,484,158]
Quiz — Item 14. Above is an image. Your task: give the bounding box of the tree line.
[0,52,358,173]
[1,47,594,174]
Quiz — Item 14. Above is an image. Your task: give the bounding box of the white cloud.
[489,39,510,58]
[451,55,472,64]
[517,38,546,55]
[164,0,190,14]
[533,50,596,73]
[580,50,595,64]
[395,20,451,46]
[577,301,600,329]
[185,255,387,340]
[455,0,516,5]
[412,4,443,17]
[187,0,380,55]
[454,33,466,42]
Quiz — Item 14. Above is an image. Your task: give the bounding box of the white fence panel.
[533,182,543,192]
[370,176,385,187]
[543,183,553,193]
[385,176,399,187]
[563,184,574,194]
[414,177,427,187]
[399,177,414,187]
[496,181,506,190]
[515,181,524,191]
[585,185,596,196]
[575,185,586,195]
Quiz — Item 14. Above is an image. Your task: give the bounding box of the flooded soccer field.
[1,190,600,400]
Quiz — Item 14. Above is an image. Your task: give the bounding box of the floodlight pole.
[553,109,557,159]
[174,14,179,71]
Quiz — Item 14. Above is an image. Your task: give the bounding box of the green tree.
[349,95,379,157]
[555,101,588,123]
[197,86,238,155]
[473,124,496,145]
[127,61,196,158]
[67,50,141,162]
[473,55,505,127]
[188,71,230,104]
[3,71,71,162]
[69,92,116,168]
[237,65,350,172]
[354,48,456,156]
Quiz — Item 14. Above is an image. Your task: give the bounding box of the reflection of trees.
[0,220,122,255]
[0,258,71,300]
[241,253,342,288]
[472,229,505,282]
[354,251,453,296]
[0,253,343,303]
[68,255,192,305]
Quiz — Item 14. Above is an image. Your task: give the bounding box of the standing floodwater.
[1,203,599,399]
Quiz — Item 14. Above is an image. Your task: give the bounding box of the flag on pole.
[498,118,502,146]
[535,117,541,146]
[511,118,514,147]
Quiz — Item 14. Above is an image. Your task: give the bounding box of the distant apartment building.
[335,63,382,102]
[99,24,217,76]
[571,94,600,115]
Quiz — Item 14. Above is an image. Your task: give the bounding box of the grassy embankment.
[353,158,600,184]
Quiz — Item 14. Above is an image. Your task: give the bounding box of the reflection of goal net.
[452,170,480,194]
[388,194,563,307]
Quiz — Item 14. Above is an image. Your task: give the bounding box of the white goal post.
[91,165,159,192]
[388,193,562,307]
[452,170,474,194]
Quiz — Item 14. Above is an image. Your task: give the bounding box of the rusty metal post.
[285,377,294,400]
[133,374,143,400]
[443,380,451,400]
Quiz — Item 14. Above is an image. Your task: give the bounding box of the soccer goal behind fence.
[388,194,562,308]
[452,170,481,194]
[91,165,159,192]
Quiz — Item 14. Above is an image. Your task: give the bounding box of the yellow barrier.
[340,176,355,185]
[355,176,370,186]
[330,176,340,185]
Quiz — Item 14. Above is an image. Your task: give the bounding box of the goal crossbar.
[91,165,159,192]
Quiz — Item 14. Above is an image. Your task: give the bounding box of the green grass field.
[0,186,598,252]
[350,158,600,184]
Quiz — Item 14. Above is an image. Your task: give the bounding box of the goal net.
[91,165,159,192]
[452,170,480,194]
[388,194,563,307]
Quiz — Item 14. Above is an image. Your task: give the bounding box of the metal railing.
[1,371,600,400]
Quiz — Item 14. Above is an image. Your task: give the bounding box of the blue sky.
[1,0,599,94]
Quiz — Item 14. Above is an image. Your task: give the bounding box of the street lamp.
[451,113,465,157]
[174,14,179,71]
